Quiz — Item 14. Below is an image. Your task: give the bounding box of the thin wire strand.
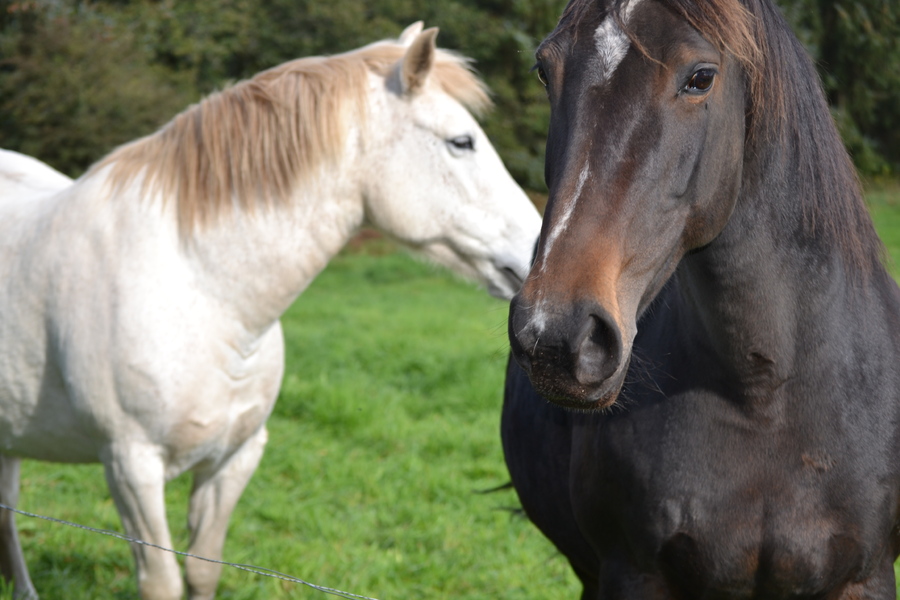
[0,502,380,600]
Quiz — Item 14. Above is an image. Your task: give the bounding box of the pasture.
[6,183,900,599]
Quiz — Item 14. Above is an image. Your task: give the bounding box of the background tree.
[0,0,897,185]
[0,1,194,173]
[780,0,900,176]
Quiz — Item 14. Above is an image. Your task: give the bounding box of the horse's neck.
[185,169,365,337]
[675,78,897,397]
[672,175,889,410]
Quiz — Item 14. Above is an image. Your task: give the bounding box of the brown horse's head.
[509,0,759,409]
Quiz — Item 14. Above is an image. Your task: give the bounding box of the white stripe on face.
[538,162,591,274]
[530,162,589,333]
[537,1,645,275]
[594,17,629,81]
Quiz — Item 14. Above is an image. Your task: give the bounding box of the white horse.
[0,23,540,600]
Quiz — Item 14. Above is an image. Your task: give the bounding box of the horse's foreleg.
[101,444,183,600]
[185,425,267,600]
[0,454,36,600]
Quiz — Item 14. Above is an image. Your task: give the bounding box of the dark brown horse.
[503,0,900,598]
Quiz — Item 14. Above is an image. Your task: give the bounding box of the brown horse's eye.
[686,68,716,93]
[535,64,549,88]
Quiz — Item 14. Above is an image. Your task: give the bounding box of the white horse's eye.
[447,135,475,153]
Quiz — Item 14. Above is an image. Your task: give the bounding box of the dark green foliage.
[0,0,563,184]
[0,1,195,176]
[0,0,897,182]
[780,0,900,176]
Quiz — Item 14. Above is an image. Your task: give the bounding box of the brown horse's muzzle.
[508,294,629,409]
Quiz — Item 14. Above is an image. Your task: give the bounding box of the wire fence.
[0,502,381,600]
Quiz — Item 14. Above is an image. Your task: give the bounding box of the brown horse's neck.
[669,148,891,417]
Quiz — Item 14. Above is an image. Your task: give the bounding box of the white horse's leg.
[0,455,37,600]
[185,426,267,600]
[102,444,183,600]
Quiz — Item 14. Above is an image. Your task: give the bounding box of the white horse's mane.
[91,39,490,233]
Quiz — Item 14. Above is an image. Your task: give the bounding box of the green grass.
[867,181,900,276]
[9,184,900,599]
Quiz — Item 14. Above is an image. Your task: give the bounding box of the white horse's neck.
[181,77,396,339]
[185,151,367,339]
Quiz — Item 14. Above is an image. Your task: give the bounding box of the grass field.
[867,181,900,275]
[8,184,900,599]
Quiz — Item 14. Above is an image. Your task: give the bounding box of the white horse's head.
[360,23,541,300]
[92,24,540,301]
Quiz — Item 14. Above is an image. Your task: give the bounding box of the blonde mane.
[92,39,490,234]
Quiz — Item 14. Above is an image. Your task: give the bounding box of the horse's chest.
[641,495,867,597]
[570,415,892,597]
[162,327,284,476]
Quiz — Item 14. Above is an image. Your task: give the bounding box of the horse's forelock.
[431,56,492,117]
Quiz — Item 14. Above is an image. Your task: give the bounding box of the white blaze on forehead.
[593,0,643,82]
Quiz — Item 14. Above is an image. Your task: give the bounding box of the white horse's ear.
[401,27,439,96]
[398,21,424,46]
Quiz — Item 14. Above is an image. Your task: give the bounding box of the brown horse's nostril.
[574,312,622,387]
[507,293,535,374]
[508,296,625,406]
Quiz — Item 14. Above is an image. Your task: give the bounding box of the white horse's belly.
[0,379,103,463]
[0,316,283,472]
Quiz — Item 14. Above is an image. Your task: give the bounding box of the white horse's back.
[0,149,72,203]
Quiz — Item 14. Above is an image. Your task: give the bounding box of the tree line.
[1,0,897,189]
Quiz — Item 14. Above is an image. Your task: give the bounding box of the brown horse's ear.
[401,27,439,96]
[398,21,424,47]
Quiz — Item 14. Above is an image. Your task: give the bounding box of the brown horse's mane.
[89,39,489,234]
